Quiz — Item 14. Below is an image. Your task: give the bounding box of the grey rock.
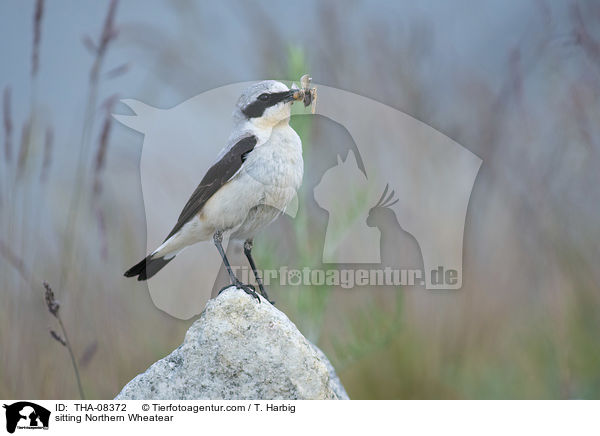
[115,287,349,400]
[310,344,349,400]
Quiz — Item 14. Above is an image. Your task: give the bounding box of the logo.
[2,403,50,433]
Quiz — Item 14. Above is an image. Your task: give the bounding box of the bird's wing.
[164,135,257,241]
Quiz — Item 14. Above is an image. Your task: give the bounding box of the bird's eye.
[258,93,269,101]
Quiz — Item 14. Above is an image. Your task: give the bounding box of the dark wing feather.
[164,135,257,241]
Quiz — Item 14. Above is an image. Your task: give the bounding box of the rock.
[310,344,349,400]
[115,287,349,400]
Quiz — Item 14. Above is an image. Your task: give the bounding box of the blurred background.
[1,0,599,399]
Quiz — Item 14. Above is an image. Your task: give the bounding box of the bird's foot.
[217,285,234,295]
[234,280,261,303]
[257,285,275,305]
[217,281,262,303]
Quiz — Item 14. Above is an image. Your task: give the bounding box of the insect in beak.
[294,74,317,113]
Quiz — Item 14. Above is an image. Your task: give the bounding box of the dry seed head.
[50,329,66,346]
[43,281,60,317]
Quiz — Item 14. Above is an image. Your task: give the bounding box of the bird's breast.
[244,137,303,191]
[239,129,303,214]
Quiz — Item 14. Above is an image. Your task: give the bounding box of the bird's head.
[236,80,304,129]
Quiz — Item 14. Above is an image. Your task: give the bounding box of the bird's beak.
[285,89,304,103]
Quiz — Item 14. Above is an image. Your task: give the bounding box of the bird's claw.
[217,281,261,303]
[234,281,261,303]
[256,285,275,305]
[217,285,233,296]
[259,290,275,305]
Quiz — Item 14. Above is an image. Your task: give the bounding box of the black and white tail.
[124,254,174,281]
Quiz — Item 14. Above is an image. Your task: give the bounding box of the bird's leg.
[244,239,274,304]
[213,231,260,302]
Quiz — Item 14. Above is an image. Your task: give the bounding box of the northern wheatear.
[125,78,315,303]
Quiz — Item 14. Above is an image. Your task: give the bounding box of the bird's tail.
[124,254,174,281]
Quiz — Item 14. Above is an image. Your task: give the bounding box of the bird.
[124,79,313,303]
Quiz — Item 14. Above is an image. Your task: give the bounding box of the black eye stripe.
[242,90,293,118]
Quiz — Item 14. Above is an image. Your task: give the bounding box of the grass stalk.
[44,281,85,399]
